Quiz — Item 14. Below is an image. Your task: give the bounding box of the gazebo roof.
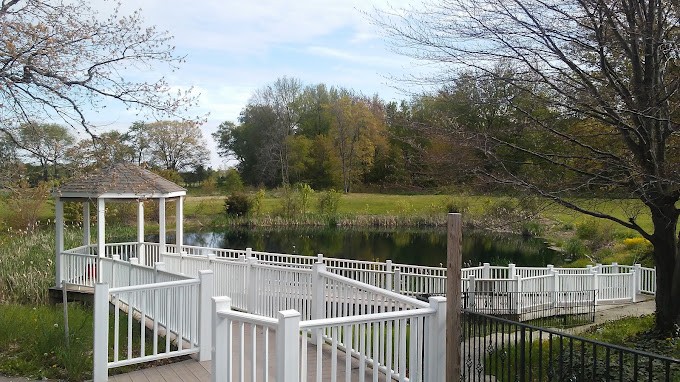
[54,163,186,199]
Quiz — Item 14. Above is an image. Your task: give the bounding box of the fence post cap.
[278,309,301,319]
[198,269,214,275]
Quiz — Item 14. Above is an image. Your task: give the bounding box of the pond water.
[175,227,559,267]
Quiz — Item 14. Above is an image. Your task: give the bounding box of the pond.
[175,227,559,267]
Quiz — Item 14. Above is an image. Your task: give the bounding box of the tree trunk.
[650,205,680,334]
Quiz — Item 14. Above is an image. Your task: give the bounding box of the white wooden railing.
[91,256,213,382]
[60,241,657,381]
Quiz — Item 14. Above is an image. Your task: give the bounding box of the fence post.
[633,263,642,294]
[515,275,522,314]
[154,262,166,284]
[630,270,637,303]
[93,283,109,382]
[317,253,324,263]
[393,267,401,294]
[111,255,120,287]
[612,262,619,273]
[482,262,490,278]
[246,247,252,258]
[247,257,258,314]
[426,296,447,382]
[508,263,516,279]
[591,268,599,305]
[311,262,326,345]
[207,253,216,272]
[198,270,214,361]
[212,296,232,382]
[552,270,559,308]
[468,275,476,309]
[277,310,301,382]
[385,260,393,290]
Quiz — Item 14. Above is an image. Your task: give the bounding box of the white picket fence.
[57,241,657,381]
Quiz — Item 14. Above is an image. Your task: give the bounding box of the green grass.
[0,303,94,381]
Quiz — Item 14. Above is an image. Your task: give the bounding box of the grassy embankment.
[0,191,661,379]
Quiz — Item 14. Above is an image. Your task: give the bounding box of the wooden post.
[212,297,232,382]
[93,283,109,382]
[446,213,462,382]
[159,197,166,256]
[276,310,301,382]
[83,201,90,247]
[96,198,105,284]
[198,270,214,361]
[137,201,145,265]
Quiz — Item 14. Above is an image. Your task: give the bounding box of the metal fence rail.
[461,310,680,382]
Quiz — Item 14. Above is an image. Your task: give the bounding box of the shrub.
[224,192,251,217]
[445,198,470,213]
[576,219,615,251]
[563,237,587,258]
[251,189,266,217]
[219,168,244,193]
[296,183,314,215]
[318,190,342,218]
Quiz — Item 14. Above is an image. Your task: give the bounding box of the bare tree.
[0,0,197,141]
[376,0,680,332]
[252,77,303,185]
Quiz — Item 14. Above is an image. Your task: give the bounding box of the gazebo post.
[137,200,145,265]
[159,197,166,255]
[55,197,64,287]
[83,201,91,247]
[176,196,184,273]
[96,198,106,283]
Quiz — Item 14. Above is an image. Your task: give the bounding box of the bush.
[3,181,50,231]
[224,192,251,217]
[297,183,314,215]
[576,219,615,251]
[563,237,587,258]
[218,168,244,193]
[318,190,342,218]
[251,189,266,217]
[445,198,470,214]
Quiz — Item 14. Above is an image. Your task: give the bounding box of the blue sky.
[88,0,422,168]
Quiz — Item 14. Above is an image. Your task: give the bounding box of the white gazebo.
[53,163,187,286]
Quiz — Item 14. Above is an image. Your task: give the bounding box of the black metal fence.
[462,290,596,328]
[461,310,680,381]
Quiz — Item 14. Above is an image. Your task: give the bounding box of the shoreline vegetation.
[0,191,666,380]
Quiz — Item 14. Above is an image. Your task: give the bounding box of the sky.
[88,0,424,169]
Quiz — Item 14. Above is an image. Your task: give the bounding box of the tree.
[0,135,22,188]
[0,0,196,142]
[67,130,135,172]
[252,77,303,185]
[378,0,680,332]
[142,121,210,172]
[18,123,74,181]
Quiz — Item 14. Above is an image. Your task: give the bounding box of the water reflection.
[179,227,557,267]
